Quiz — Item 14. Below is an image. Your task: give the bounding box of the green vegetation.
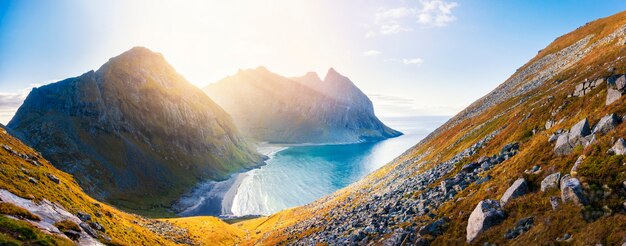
[0,215,73,245]
[0,203,40,221]
[53,220,80,233]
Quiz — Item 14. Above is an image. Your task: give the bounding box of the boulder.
[500,178,528,205]
[554,134,573,155]
[560,175,589,206]
[540,172,561,192]
[610,138,626,155]
[554,118,593,155]
[592,114,621,134]
[606,75,626,105]
[548,133,559,143]
[610,74,626,91]
[569,118,591,141]
[466,199,505,243]
[606,88,622,105]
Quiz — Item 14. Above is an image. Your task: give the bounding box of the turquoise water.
[228,116,448,216]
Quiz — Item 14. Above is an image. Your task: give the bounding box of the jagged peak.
[323,67,347,82]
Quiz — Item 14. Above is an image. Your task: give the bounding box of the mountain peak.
[100,46,167,71]
[115,46,163,61]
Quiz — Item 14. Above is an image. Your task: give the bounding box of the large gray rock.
[554,133,573,155]
[500,178,529,205]
[554,118,593,155]
[610,138,626,155]
[540,172,561,192]
[606,75,626,105]
[606,88,622,105]
[560,175,589,206]
[569,118,591,141]
[592,113,621,134]
[466,199,505,243]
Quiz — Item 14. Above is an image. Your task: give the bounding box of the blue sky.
[1,0,626,123]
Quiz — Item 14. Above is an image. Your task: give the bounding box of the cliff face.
[204,67,401,144]
[7,47,264,214]
[233,10,626,245]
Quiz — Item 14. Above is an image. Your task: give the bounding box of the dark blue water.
[228,116,448,216]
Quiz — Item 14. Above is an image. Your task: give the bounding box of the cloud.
[363,50,382,56]
[416,0,458,27]
[367,0,458,37]
[384,58,424,66]
[0,85,38,125]
[402,58,424,65]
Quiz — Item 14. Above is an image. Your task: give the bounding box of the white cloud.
[416,0,458,27]
[363,50,382,56]
[367,0,458,37]
[0,85,39,125]
[402,58,424,65]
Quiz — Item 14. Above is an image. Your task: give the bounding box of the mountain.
[204,67,401,144]
[0,126,180,244]
[218,10,626,245]
[7,47,264,215]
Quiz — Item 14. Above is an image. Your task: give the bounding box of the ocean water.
[176,116,449,217]
[228,116,448,216]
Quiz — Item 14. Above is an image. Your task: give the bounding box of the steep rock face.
[204,67,400,144]
[7,47,263,213]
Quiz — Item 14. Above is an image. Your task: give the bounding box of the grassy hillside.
[183,9,626,245]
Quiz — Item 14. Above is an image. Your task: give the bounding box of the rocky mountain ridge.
[7,47,264,215]
[204,67,401,144]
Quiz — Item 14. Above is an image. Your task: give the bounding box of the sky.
[1,1,626,124]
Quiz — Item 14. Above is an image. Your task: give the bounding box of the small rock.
[63,230,81,241]
[77,211,91,222]
[546,120,555,129]
[46,174,60,184]
[541,173,561,192]
[556,233,573,242]
[80,222,98,238]
[466,199,505,243]
[500,178,528,206]
[504,217,534,240]
[550,196,560,210]
[89,222,105,232]
[571,155,585,176]
[418,217,449,236]
[610,138,626,155]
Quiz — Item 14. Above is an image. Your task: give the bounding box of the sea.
[175,116,449,217]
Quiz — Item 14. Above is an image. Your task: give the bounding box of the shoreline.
[173,145,287,217]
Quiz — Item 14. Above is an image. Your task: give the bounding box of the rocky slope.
[7,47,264,215]
[224,10,626,245]
[204,67,401,144]
[0,126,193,245]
